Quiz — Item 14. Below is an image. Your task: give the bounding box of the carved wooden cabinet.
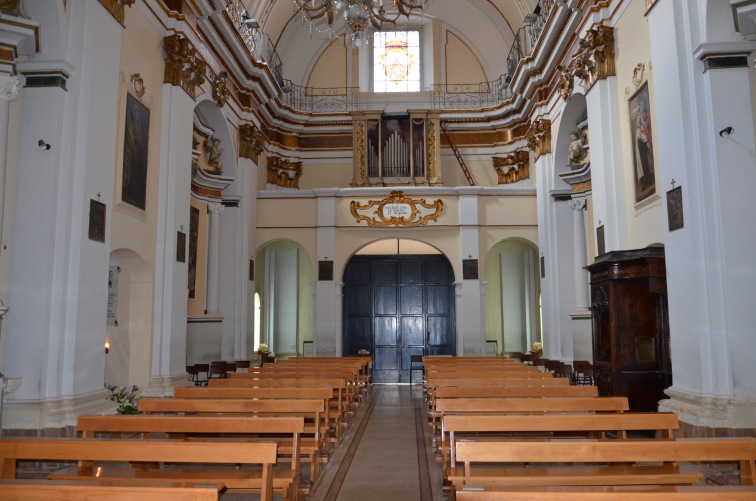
[586,245,672,412]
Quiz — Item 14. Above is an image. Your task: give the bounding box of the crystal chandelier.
[293,0,426,47]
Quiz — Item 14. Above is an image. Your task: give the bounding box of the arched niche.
[193,99,237,189]
[483,237,541,357]
[255,239,313,357]
[106,248,152,390]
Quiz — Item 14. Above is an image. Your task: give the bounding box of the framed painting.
[596,225,605,256]
[88,199,106,243]
[318,260,333,281]
[188,206,199,298]
[629,81,656,203]
[122,93,150,210]
[463,259,478,280]
[176,231,186,263]
[667,186,684,232]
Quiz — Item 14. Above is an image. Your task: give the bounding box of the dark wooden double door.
[343,255,456,383]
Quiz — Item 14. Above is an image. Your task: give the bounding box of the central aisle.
[311,384,443,501]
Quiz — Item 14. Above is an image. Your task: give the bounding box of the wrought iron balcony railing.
[280,80,361,113]
[227,0,284,89]
[430,74,512,110]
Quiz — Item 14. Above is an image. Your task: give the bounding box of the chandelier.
[292,0,427,47]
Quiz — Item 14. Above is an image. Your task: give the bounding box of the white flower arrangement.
[532,341,543,352]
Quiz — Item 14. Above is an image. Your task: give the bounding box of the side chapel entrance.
[342,252,456,383]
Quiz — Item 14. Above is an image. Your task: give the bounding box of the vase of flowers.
[105,383,141,414]
[531,342,543,358]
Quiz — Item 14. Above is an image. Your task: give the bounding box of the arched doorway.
[342,239,456,383]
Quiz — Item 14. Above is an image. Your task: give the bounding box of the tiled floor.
[308,384,444,501]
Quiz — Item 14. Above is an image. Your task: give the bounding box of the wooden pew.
[174,386,338,446]
[137,398,329,454]
[243,367,368,401]
[230,371,360,409]
[442,412,680,475]
[455,486,756,500]
[0,438,281,501]
[432,396,629,463]
[208,377,350,427]
[0,480,224,501]
[427,382,595,426]
[453,438,756,490]
[275,358,371,388]
[76,415,312,495]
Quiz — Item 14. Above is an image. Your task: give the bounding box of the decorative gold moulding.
[571,180,592,194]
[163,34,206,97]
[558,24,616,101]
[98,0,135,25]
[350,190,443,227]
[524,119,551,160]
[493,150,530,184]
[267,156,302,189]
[239,123,265,162]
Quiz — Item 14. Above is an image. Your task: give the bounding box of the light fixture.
[38,139,50,150]
[719,126,734,138]
[292,0,427,47]
[240,9,259,29]
[104,341,110,354]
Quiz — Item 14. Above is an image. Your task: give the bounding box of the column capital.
[207,202,224,215]
[0,76,20,102]
[569,198,586,211]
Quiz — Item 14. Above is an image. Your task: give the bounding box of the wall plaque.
[350,190,443,227]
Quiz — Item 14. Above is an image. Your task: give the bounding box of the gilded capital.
[240,123,265,162]
[267,156,302,189]
[163,34,206,97]
[493,150,530,184]
[97,0,135,25]
[558,24,615,100]
[524,119,552,160]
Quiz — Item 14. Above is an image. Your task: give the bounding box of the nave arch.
[254,239,313,357]
[105,248,152,390]
[483,238,541,357]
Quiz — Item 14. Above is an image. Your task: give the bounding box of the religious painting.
[667,186,684,232]
[629,82,656,203]
[122,93,150,210]
[596,225,605,256]
[88,199,106,243]
[188,206,199,298]
[176,231,186,263]
[540,255,545,278]
[318,260,333,281]
[463,259,478,280]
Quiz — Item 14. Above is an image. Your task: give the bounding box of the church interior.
[0,0,755,497]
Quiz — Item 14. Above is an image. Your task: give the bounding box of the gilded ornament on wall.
[557,25,615,101]
[267,156,302,189]
[355,121,366,185]
[240,123,265,162]
[211,70,230,107]
[350,190,443,227]
[493,150,530,184]
[163,34,206,97]
[524,119,551,160]
[97,0,135,25]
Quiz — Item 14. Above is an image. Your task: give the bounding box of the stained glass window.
[373,31,420,92]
